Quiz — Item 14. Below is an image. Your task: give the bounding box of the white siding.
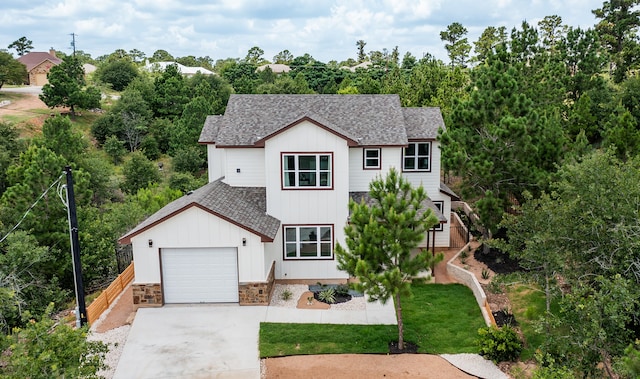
[131,206,265,284]
[207,145,225,182]
[264,121,349,280]
[223,148,266,187]
[349,147,402,192]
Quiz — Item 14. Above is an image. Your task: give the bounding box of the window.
[283,153,332,188]
[284,225,333,259]
[432,201,444,231]
[403,142,431,171]
[363,148,381,169]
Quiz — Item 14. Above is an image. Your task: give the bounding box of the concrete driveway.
[114,305,268,379]
[113,300,396,378]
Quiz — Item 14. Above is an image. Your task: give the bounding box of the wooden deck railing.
[87,262,134,324]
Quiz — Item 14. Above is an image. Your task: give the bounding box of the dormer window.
[403,142,431,172]
[282,153,332,189]
[363,148,381,170]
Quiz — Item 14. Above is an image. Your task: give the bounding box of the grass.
[506,283,560,360]
[259,283,486,358]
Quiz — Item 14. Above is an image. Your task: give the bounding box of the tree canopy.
[39,56,101,116]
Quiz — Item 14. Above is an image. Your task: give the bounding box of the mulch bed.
[474,247,522,274]
[389,341,419,354]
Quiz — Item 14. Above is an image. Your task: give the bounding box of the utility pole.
[70,33,77,57]
[64,166,87,327]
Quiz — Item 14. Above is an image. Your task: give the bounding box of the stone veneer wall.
[132,283,163,308]
[238,262,275,305]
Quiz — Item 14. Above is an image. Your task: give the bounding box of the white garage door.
[161,248,239,303]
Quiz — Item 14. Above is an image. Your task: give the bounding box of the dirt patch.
[0,93,51,136]
[262,354,477,379]
[296,291,330,309]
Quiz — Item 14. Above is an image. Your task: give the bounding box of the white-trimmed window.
[403,142,431,171]
[363,148,381,169]
[432,200,444,231]
[283,153,332,188]
[284,225,333,259]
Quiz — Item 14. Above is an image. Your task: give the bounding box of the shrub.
[477,326,522,362]
[280,289,292,301]
[482,268,491,280]
[317,287,336,304]
[336,284,350,296]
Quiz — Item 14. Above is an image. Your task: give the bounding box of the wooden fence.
[87,262,134,324]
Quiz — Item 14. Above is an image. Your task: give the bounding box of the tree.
[95,59,139,91]
[152,64,189,118]
[440,22,471,67]
[40,115,87,163]
[0,51,27,89]
[7,36,33,56]
[121,151,160,194]
[39,56,101,116]
[244,46,266,65]
[336,168,442,350]
[2,304,107,378]
[151,49,174,62]
[538,15,567,52]
[129,48,146,63]
[0,122,24,196]
[473,26,507,64]
[439,56,565,242]
[602,102,640,158]
[356,40,367,62]
[0,232,68,329]
[593,0,640,82]
[273,49,294,64]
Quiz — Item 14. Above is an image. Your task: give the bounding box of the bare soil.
[263,354,477,379]
[0,93,50,135]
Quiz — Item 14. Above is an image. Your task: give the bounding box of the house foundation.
[238,262,275,305]
[132,283,163,309]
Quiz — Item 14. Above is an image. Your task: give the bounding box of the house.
[257,63,291,73]
[16,49,62,85]
[119,94,457,307]
[143,61,214,76]
[340,61,373,72]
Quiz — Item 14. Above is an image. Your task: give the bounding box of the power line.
[0,173,65,244]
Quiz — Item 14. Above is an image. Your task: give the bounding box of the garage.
[161,247,239,303]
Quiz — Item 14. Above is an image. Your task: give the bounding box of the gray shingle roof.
[349,192,447,223]
[119,179,281,244]
[199,94,444,147]
[402,107,445,139]
[440,182,460,200]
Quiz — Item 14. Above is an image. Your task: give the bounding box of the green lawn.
[506,284,560,360]
[260,283,485,357]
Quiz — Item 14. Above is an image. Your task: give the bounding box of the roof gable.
[253,116,359,147]
[119,179,280,244]
[17,52,62,72]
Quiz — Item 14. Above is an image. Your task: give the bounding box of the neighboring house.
[82,63,97,74]
[119,94,458,307]
[340,61,373,72]
[17,49,62,85]
[143,61,214,76]
[257,63,291,73]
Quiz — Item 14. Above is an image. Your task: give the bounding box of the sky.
[0,0,605,64]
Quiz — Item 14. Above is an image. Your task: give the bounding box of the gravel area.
[270,284,365,310]
[441,353,510,379]
[88,325,130,379]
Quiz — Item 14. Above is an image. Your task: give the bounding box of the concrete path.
[113,299,396,379]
